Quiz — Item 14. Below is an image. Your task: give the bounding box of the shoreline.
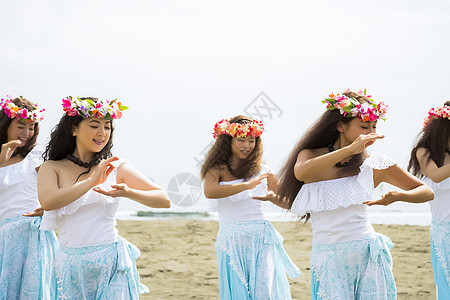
[117,219,435,299]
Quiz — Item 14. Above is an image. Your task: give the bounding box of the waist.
[310,205,375,244]
[217,199,264,224]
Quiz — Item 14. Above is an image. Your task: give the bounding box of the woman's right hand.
[347,133,384,155]
[0,140,22,164]
[90,157,119,186]
[244,173,268,190]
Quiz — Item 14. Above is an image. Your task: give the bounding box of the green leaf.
[119,105,129,111]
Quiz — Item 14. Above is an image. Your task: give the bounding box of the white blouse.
[291,152,397,244]
[41,160,125,248]
[423,176,450,222]
[212,164,271,225]
[0,146,43,219]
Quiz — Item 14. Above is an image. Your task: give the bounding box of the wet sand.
[117,220,435,299]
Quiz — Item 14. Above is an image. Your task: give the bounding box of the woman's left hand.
[23,207,44,217]
[93,183,130,198]
[364,191,401,206]
[253,191,277,203]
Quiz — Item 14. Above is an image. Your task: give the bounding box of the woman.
[38,96,171,299]
[277,90,434,299]
[201,115,301,299]
[0,95,58,299]
[408,101,450,299]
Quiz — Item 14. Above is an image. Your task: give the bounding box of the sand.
[116,220,435,299]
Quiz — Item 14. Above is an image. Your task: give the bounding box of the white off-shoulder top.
[0,145,43,219]
[291,152,397,244]
[41,160,127,247]
[423,176,450,222]
[211,164,271,225]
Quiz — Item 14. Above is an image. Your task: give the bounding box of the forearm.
[270,195,291,209]
[395,185,434,204]
[204,182,250,199]
[125,188,171,208]
[39,178,95,211]
[294,147,353,181]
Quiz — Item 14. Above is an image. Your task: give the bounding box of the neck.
[72,149,94,162]
[229,156,241,170]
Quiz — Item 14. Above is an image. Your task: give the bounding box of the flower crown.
[423,104,450,128]
[0,95,45,123]
[62,96,128,120]
[322,89,388,122]
[213,118,264,139]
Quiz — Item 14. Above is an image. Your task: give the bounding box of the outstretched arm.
[38,157,119,210]
[295,133,384,182]
[203,167,268,199]
[416,148,450,183]
[94,162,171,208]
[364,164,434,206]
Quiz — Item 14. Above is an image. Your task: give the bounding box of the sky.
[1,0,450,196]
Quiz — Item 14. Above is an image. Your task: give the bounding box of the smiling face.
[231,136,256,161]
[7,118,36,147]
[73,117,112,155]
[337,118,377,147]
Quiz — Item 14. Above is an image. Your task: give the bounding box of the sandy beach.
[117,220,435,300]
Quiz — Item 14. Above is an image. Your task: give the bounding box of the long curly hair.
[0,96,40,158]
[43,98,114,180]
[278,91,374,219]
[408,100,450,178]
[201,115,263,180]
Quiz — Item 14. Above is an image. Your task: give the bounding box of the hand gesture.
[0,140,22,164]
[253,191,278,203]
[245,173,268,190]
[364,190,400,206]
[93,183,129,198]
[267,172,279,192]
[347,133,384,155]
[90,157,119,186]
[23,207,44,217]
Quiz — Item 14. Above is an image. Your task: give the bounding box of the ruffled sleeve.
[0,145,44,188]
[291,152,397,216]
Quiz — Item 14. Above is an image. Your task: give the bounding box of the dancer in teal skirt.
[0,95,58,299]
[38,96,171,299]
[409,101,450,299]
[201,115,301,299]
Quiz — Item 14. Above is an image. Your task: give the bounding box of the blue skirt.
[430,220,450,299]
[0,216,58,299]
[54,237,148,299]
[216,220,301,299]
[311,233,396,300]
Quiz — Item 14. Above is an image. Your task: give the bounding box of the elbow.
[39,201,55,211]
[426,189,435,202]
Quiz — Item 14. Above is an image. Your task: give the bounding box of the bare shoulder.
[297,147,328,161]
[40,159,61,171]
[416,147,429,159]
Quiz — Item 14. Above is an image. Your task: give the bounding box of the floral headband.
[213,118,264,139]
[62,96,128,120]
[322,89,388,122]
[0,96,45,123]
[423,105,450,128]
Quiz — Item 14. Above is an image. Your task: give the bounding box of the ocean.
[116,182,432,226]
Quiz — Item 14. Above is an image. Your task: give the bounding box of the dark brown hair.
[0,96,40,158]
[43,97,114,181]
[201,115,262,180]
[278,91,374,219]
[408,101,450,178]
